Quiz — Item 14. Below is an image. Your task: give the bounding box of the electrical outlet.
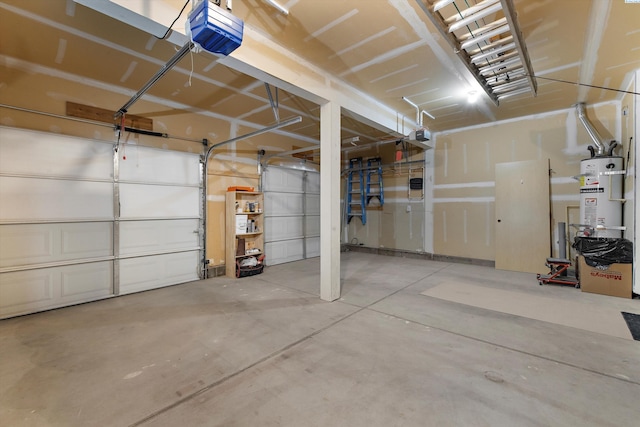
[406,205,411,212]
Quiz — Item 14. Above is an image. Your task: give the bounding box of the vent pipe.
[575,103,606,156]
[402,96,421,126]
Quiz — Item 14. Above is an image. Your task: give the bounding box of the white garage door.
[0,127,202,318]
[263,167,319,265]
[117,145,202,294]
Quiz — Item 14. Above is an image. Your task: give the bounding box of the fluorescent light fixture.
[467,90,479,104]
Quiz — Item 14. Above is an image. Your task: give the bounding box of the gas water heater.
[579,156,624,238]
[575,103,625,238]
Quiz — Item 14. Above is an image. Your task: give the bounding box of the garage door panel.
[305,215,320,237]
[0,177,113,221]
[61,264,113,297]
[264,167,319,265]
[0,222,113,268]
[305,194,320,214]
[265,216,303,241]
[306,172,320,193]
[119,251,199,295]
[0,261,113,318]
[0,127,204,318]
[263,167,303,192]
[265,240,304,265]
[305,237,320,258]
[0,270,53,308]
[119,183,199,219]
[119,147,200,186]
[0,127,113,180]
[119,219,199,256]
[266,192,304,216]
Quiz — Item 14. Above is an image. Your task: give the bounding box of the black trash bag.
[573,237,633,268]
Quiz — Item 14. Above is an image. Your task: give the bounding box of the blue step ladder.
[366,157,384,206]
[347,157,366,224]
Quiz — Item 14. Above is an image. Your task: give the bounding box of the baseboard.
[341,244,495,267]
[206,265,227,278]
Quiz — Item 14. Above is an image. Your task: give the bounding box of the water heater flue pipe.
[402,97,421,126]
[575,103,606,156]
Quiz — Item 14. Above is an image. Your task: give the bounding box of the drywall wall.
[344,102,629,264]
[344,141,427,252]
[434,102,622,262]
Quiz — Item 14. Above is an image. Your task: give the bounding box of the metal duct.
[575,103,606,156]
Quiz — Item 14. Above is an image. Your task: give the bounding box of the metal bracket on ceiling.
[264,83,280,122]
[415,0,537,106]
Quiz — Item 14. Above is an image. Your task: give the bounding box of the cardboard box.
[578,256,633,298]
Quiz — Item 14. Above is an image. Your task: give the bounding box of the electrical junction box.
[188,0,244,55]
[409,178,424,190]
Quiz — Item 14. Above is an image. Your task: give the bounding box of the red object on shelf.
[227,186,254,192]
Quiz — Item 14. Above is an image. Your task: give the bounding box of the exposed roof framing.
[415,0,537,106]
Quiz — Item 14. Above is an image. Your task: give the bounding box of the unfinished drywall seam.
[444,142,448,178]
[463,209,468,244]
[409,209,413,240]
[536,61,581,77]
[485,202,491,247]
[0,3,315,127]
[424,145,435,254]
[65,0,76,16]
[537,133,543,160]
[436,100,620,136]
[434,181,495,189]
[463,143,468,175]
[55,39,67,64]
[433,197,495,203]
[485,140,491,172]
[334,26,397,59]
[304,8,359,42]
[222,25,412,133]
[388,0,468,89]
[442,210,447,243]
[0,55,317,145]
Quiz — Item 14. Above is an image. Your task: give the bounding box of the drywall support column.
[320,101,341,301]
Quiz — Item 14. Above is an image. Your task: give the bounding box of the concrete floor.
[1,252,639,426]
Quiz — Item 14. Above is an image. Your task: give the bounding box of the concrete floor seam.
[364,304,640,387]
[129,303,369,426]
[128,265,450,425]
